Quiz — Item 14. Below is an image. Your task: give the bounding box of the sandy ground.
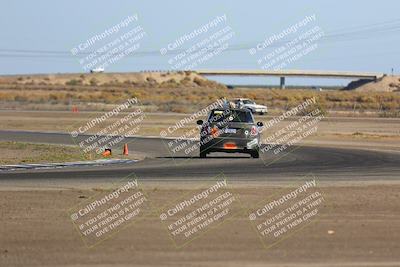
[0,183,399,267]
[0,141,90,165]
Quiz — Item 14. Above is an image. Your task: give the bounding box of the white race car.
[233,98,268,115]
[90,67,105,73]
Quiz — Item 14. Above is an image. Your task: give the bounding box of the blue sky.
[1,0,399,85]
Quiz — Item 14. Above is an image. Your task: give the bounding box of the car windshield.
[243,100,255,105]
[209,110,254,123]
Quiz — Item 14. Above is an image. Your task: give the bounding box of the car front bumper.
[200,136,260,153]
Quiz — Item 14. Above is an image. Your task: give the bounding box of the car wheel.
[259,112,264,115]
[251,150,259,158]
[200,151,207,158]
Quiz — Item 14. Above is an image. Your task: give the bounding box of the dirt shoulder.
[0,141,90,165]
[1,184,399,267]
[0,141,141,165]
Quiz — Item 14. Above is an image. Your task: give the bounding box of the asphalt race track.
[0,130,399,182]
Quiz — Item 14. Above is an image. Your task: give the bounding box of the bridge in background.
[196,70,385,89]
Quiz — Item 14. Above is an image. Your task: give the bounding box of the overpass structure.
[196,70,385,89]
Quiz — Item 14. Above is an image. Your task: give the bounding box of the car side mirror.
[257,122,264,127]
[197,120,204,125]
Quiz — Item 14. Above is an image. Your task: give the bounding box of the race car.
[90,67,105,73]
[233,98,268,115]
[197,108,263,158]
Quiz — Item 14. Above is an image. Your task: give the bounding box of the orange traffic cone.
[102,149,112,157]
[123,144,129,155]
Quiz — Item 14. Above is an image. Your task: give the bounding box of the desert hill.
[345,75,400,92]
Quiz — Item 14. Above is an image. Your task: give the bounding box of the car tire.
[251,150,259,158]
[259,112,264,115]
